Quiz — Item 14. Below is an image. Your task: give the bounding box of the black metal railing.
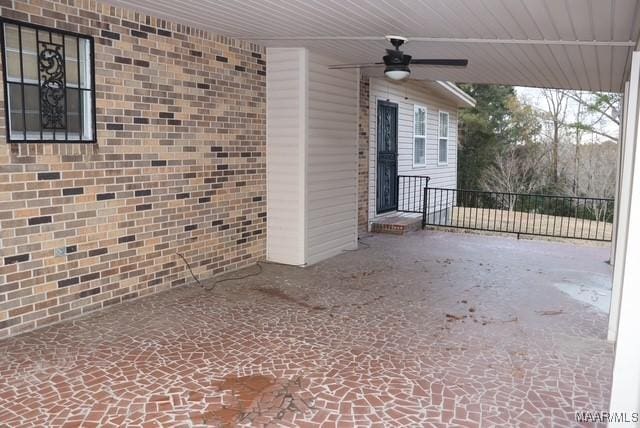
[422,187,614,242]
[397,175,430,213]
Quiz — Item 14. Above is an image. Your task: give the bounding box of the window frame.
[0,18,97,144]
[412,104,427,168]
[438,110,449,166]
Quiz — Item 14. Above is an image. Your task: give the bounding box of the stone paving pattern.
[0,232,613,427]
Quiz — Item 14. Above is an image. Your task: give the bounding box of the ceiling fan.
[328,35,468,81]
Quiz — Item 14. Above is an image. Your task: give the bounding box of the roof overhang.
[106,0,640,93]
[404,80,476,108]
[432,81,476,108]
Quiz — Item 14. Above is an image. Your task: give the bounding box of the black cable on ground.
[179,235,370,287]
[356,239,371,249]
[212,262,263,290]
[177,253,265,291]
[343,237,371,251]
[176,253,203,287]
[180,242,369,291]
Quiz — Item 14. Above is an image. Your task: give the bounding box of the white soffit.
[107,0,640,92]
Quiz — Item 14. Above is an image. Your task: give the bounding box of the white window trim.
[438,110,450,166]
[413,104,427,168]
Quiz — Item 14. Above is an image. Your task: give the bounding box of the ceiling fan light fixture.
[326,35,467,75]
[385,65,410,81]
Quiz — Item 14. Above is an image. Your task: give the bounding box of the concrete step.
[370,214,422,235]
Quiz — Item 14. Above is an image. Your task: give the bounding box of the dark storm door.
[376,100,398,214]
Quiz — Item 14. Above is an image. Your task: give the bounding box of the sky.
[515,86,546,108]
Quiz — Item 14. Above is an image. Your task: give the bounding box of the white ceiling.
[108,0,640,92]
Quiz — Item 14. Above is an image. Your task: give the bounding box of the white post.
[608,51,640,424]
[610,83,628,266]
[265,48,307,266]
[608,80,633,341]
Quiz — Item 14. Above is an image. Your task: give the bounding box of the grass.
[430,207,613,241]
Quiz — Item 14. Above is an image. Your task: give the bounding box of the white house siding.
[367,78,459,226]
[306,52,359,264]
[266,48,358,266]
[266,48,306,265]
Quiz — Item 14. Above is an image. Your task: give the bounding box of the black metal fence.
[397,175,430,213]
[422,187,614,242]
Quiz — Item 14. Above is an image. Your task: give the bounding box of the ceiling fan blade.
[328,63,384,69]
[410,59,468,67]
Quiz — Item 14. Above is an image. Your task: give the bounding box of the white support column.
[610,82,629,266]
[266,48,359,266]
[608,80,633,341]
[609,51,640,424]
[266,48,307,266]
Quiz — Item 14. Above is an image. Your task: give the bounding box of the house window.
[438,111,449,165]
[1,20,96,143]
[413,105,426,167]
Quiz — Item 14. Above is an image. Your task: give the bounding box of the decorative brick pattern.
[357,76,370,236]
[370,214,423,235]
[0,0,266,338]
[371,223,404,235]
[0,232,613,426]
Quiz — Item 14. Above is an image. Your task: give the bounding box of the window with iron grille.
[1,20,96,143]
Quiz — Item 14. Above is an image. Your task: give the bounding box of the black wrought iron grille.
[1,19,96,143]
[422,187,614,242]
[397,175,430,213]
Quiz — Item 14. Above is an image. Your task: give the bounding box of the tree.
[541,89,569,186]
[566,91,587,195]
[505,95,541,145]
[576,140,618,220]
[559,90,620,198]
[564,92,620,141]
[458,84,619,206]
[480,144,547,210]
[457,84,518,190]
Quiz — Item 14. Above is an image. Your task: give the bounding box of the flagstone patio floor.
[0,231,614,427]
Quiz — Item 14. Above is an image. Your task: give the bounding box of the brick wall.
[0,0,266,338]
[358,75,370,235]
